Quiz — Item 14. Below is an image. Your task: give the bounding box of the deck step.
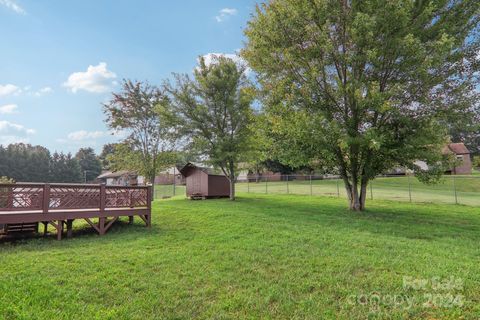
[4,223,39,234]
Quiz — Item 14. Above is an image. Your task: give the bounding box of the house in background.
[154,167,185,185]
[247,170,283,182]
[97,171,145,186]
[442,143,472,175]
[179,163,230,199]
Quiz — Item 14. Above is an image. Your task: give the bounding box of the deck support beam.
[84,218,101,234]
[66,219,74,238]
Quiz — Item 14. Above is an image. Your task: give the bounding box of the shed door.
[191,171,202,194]
[193,174,200,193]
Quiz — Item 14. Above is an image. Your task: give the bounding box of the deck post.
[100,184,106,213]
[42,184,50,214]
[57,220,63,240]
[129,216,134,224]
[66,219,73,238]
[98,218,106,235]
[99,184,106,235]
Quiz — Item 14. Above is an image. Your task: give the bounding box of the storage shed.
[179,163,230,199]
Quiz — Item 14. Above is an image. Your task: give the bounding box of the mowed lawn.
[1,194,480,319]
[236,175,480,206]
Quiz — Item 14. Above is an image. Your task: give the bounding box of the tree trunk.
[229,178,235,201]
[228,161,236,201]
[345,179,369,211]
[348,185,361,211]
[149,175,155,201]
[359,177,368,211]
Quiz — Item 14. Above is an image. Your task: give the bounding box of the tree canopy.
[243,0,480,210]
[103,80,179,185]
[168,56,256,200]
[75,147,102,182]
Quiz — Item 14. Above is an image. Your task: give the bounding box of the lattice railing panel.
[49,186,100,209]
[105,188,148,208]
[129,189,148,207]
[0,185,44,211]
[0,184,149,212]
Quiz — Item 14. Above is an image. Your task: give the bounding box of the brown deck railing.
[0,183,152,240]
[0,183,151,212]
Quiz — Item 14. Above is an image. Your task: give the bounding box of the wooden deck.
[0,183,152,240]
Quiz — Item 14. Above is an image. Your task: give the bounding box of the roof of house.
[179,163,225,177]
[158,166,182,175]
[97,170,137,179]
[442,143,470,155]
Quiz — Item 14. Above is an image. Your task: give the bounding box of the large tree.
[243,0,480,210]
[75,147,102,182]
[168,56,256,200]
[98,143,117,170]
[50,152,83,183]
[0,144,51,182]
[103,80,179,188]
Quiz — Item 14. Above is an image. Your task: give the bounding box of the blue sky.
[0,0,258,153]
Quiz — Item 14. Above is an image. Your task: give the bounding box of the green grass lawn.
[1,194,479,319]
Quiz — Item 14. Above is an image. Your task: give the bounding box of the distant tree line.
[0,144,102,183]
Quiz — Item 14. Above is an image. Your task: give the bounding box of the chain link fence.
[155,174,480,206]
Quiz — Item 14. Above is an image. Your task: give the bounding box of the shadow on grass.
[229,194,480,242]
[3,194,480,249]
[164,194,480,244]
[0,218,154,246]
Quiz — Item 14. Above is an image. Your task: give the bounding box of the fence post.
[172,167,176,196]
[265,176,268,194]
[336,179,340,197]
[247,178,250,193]
[286,175,289,194]
[370,181,373,200]
[310,175,313,196]
[453,175,458,204]
[408,174,412,203]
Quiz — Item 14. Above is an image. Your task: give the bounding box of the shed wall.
[207,175,230,197]
[185,170,208,196]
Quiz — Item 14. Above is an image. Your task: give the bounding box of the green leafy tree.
[99,143,117,170]
[75,147,102,182]
[168,56,256,200]
[103,80,180,190]
[473,156,480,169]
[0,144,50,182]
[243,0,480,210]
[50,152,82,183]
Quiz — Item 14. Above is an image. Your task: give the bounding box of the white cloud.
[0,104,18,114]
[67,130,107,141]
[0,120,35,145]
[215,8,237,22]
[0,84,21,97]
[65,129,128,141]
[0,0,26,15]
[34,86,53,96]
[63,62,117,93]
